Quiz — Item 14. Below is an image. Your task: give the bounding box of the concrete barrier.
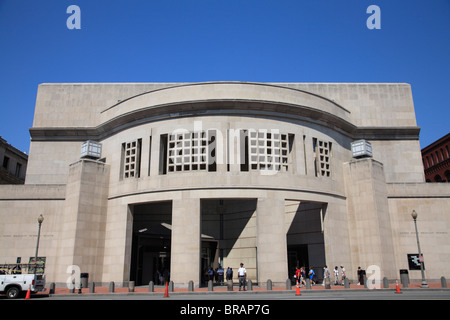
[109,281,115,293]
[267,279,272,290]
[149,281,154,292]
[89,282,95,293]
[441,276,447,288]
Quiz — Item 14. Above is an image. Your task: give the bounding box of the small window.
[313,138,332,178]
[121,139,142,179]
[2,156,9,169]
[15,163,22,177]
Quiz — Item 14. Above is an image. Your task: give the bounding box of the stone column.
[170,196,201,287]
[63,159,110,283]
[343,158,396,280]
[256,195,288,286]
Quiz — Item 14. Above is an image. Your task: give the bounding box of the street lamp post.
[34,214,44,269]
[411,210,428,288]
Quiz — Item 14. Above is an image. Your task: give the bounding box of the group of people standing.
[295,265,347,286]
[206,266,229,285]
[326,265,347,285]
[205,263,247,290]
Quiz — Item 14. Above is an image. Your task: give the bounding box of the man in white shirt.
[334,266,339,285]
[238,263,246,291]
[340,265,346,285]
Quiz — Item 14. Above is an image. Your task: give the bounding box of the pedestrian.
[308,267,315,285]
[300,267,306,286]
[157,270,162,285]
[357,266,365,285]
[295,267,301,285]
[217,266,224,285]
[238,263,246,291]
[333,266,340,285]
[340,265,346,285]
[208,267,214,282]
[322,265,330,286]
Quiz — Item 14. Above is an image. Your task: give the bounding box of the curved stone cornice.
[29,82,420,141]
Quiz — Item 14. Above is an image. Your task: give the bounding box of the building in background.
[422,133,450,182]
[0,82,449,288]
[0,136,27,184]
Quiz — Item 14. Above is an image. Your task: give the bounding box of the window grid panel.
[248,130,289,172]
[124,140,138,178]
[167,131,209,173]
[316,139,331,177]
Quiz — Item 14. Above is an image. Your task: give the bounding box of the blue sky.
[0,0,449,154]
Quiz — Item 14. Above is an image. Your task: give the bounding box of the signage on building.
[407,253,425,270]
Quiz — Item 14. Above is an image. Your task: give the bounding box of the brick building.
[0,136,28,184]
[422,133,450,182]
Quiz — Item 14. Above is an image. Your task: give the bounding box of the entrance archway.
[130,201,172,286]
[200,199,257,286]
[286,201,326,283]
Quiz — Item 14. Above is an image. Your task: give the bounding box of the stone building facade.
[0,82,449,287]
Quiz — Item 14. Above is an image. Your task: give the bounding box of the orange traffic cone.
[395,279,402,294]
[25,285,31,299]
[163,281,169,298]
[296,281,301,296]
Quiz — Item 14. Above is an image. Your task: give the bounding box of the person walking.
[308,267,316,285]
[238,263,247,291]
[322,265,330,286]
[300,267,306,286]
[295,267,301,286]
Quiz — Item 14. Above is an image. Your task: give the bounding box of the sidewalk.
[36,282,446,296]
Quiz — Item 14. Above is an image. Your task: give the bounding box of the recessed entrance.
[130,201,172,286]
[200,199,257,286]
[286,201,326,283]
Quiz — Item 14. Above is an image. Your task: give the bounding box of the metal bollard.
[248,279,253,291]
[306,278,311,289]
[188,280,194,292]
[49,282,55,294]
[227,280,233,291]
[169,281,174,292]
[89,282,95,293]
[149,281,154,292]
[325,277,331,289]
[208,279,214,291]
[109,281,115,293]
[286,279,291,290]
[128,280,135,292]
[382,277,389,289]
[344,277,350,289]
[267,279,272,290]
[441,276,447,288]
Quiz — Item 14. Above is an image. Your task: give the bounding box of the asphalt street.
[30,288,450,300]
